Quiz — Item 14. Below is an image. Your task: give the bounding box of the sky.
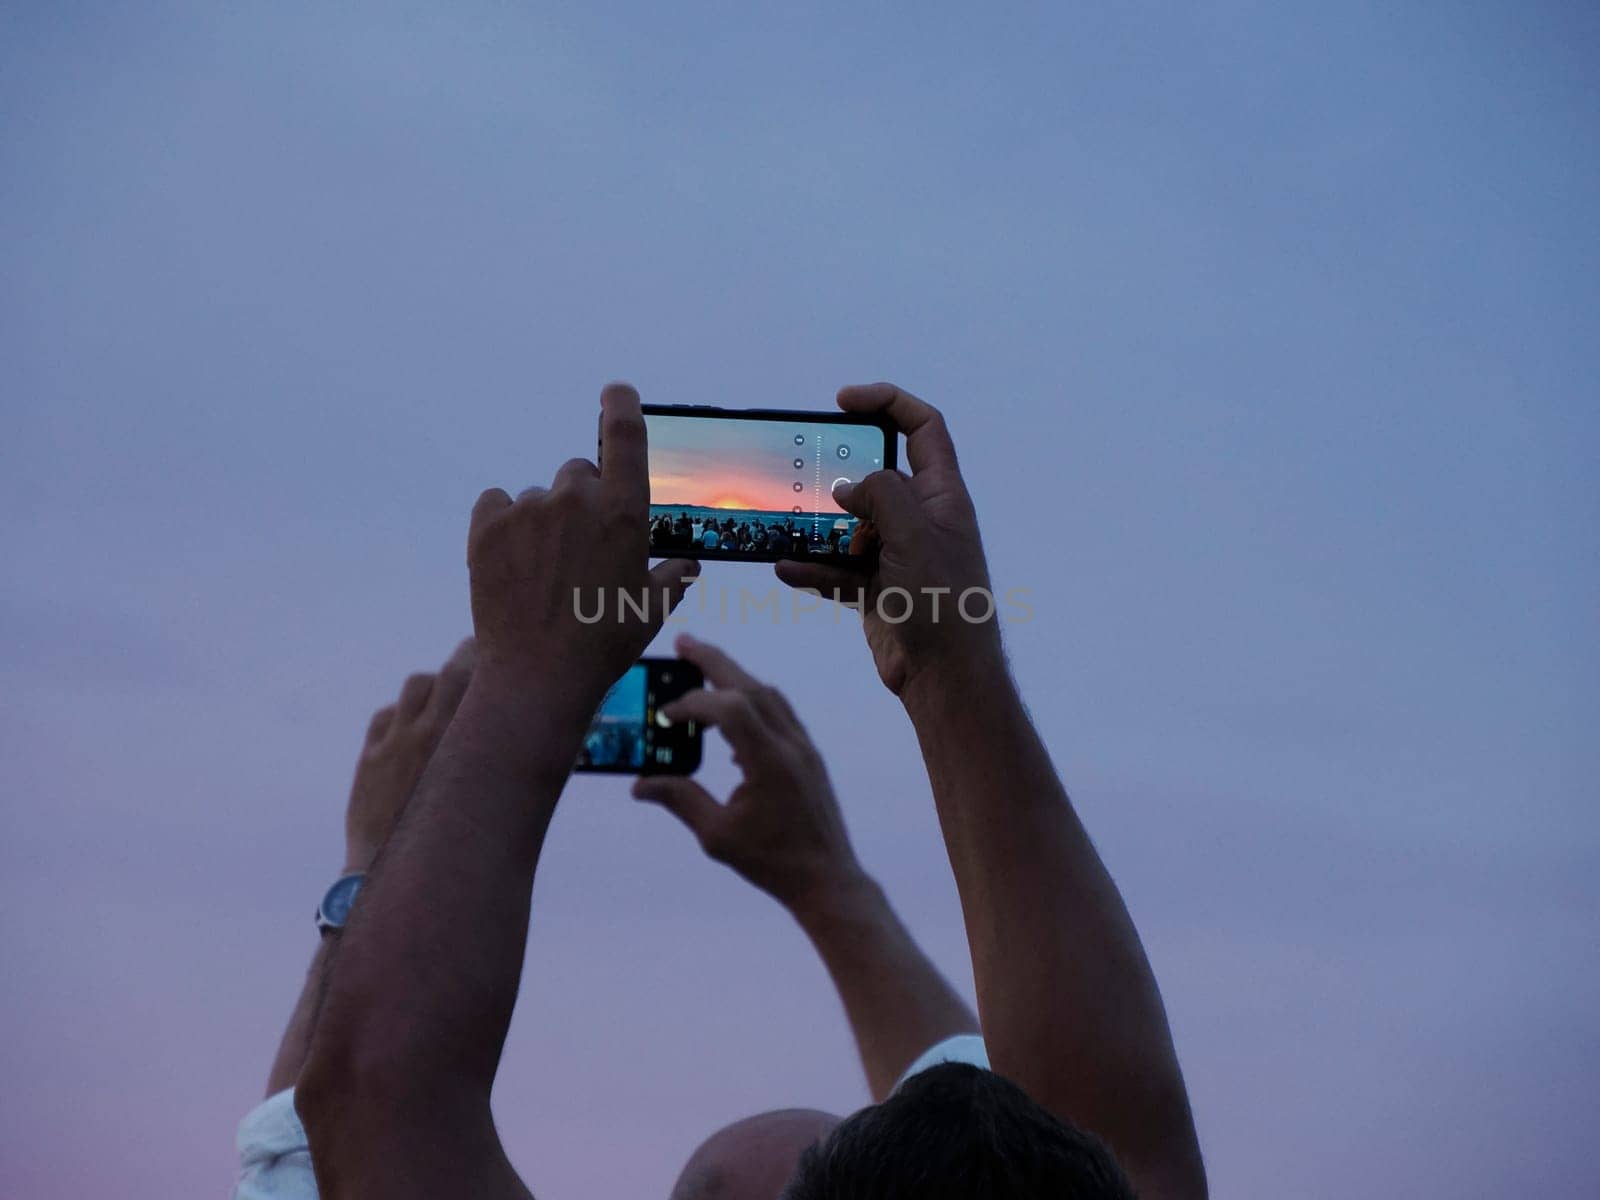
[645,412,886,514]
[1,2,1596,1197]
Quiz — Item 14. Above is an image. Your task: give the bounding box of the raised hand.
[344,638,477,873]
[258,639,479,1102]
[776,386,1207,1196]
[632,633,863,909]
[633,633,980,1102]
[774,382,1000,697]
[467,382,700,724]
[298,384,703,1200]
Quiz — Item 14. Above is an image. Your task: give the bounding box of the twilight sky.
[2,3,1596,1198]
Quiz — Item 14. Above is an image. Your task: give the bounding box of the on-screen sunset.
[643,412,886,515]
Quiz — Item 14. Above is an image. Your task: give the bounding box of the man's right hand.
[776,394,1206,1197]
[631,633,865,912]
[775,382,1002,698]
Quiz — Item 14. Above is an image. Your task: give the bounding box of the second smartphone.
[639,405,897,564]
[573,657,703,776]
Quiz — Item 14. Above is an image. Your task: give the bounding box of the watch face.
[320,874,364,928]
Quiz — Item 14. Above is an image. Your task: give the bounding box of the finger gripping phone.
[639,405,898,564]
[574,657,703,776]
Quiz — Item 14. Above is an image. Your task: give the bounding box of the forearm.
[792,871,977,1102]
[301,675,589,1107]
[901,654,1201,1187]
[264,941,334,1096]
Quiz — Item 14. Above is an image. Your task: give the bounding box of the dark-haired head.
[779,1063,1135,1200]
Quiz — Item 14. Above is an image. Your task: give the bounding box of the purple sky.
[3,4,1597,1198]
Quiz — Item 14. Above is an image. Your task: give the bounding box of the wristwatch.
[315,873,365,935]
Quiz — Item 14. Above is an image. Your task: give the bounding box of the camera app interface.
[645,413,887,559]
[577,663,695,772]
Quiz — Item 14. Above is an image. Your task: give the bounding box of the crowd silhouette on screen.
[577,720,644,770]
[650,512,853,556]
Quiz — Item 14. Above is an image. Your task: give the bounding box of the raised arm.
[294,384,699,1200]
[261,644,475,1100]
[633,634,976,1102]
[776,382,1206,1198]
[235,647,473,1200]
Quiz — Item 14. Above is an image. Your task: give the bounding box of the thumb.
[632,776,723,843]
[647,558,701,627]
[833,470,922,541]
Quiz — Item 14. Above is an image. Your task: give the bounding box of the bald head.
[670,1109,842,1200]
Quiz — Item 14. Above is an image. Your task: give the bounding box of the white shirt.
[232,1090,315,1200]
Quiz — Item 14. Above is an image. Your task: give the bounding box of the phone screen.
[641,406,895,563]
[575,659,703,775]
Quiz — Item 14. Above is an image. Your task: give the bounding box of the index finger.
[597,381,650,509]
[470,487,513,537]
[658,689,771,754]
[836,381,959,476]
[674,632,763,692]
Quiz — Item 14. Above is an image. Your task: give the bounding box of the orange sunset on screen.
[641,413,885,515]
[651,463,822,511]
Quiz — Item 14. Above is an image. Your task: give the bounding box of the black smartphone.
[639,405,898,563]
[573,657,704,776]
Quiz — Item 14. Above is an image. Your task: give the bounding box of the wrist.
[898,640,1012,725]
[450,668,597,788]
[787,865,887,934]
[474,645,615,716]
